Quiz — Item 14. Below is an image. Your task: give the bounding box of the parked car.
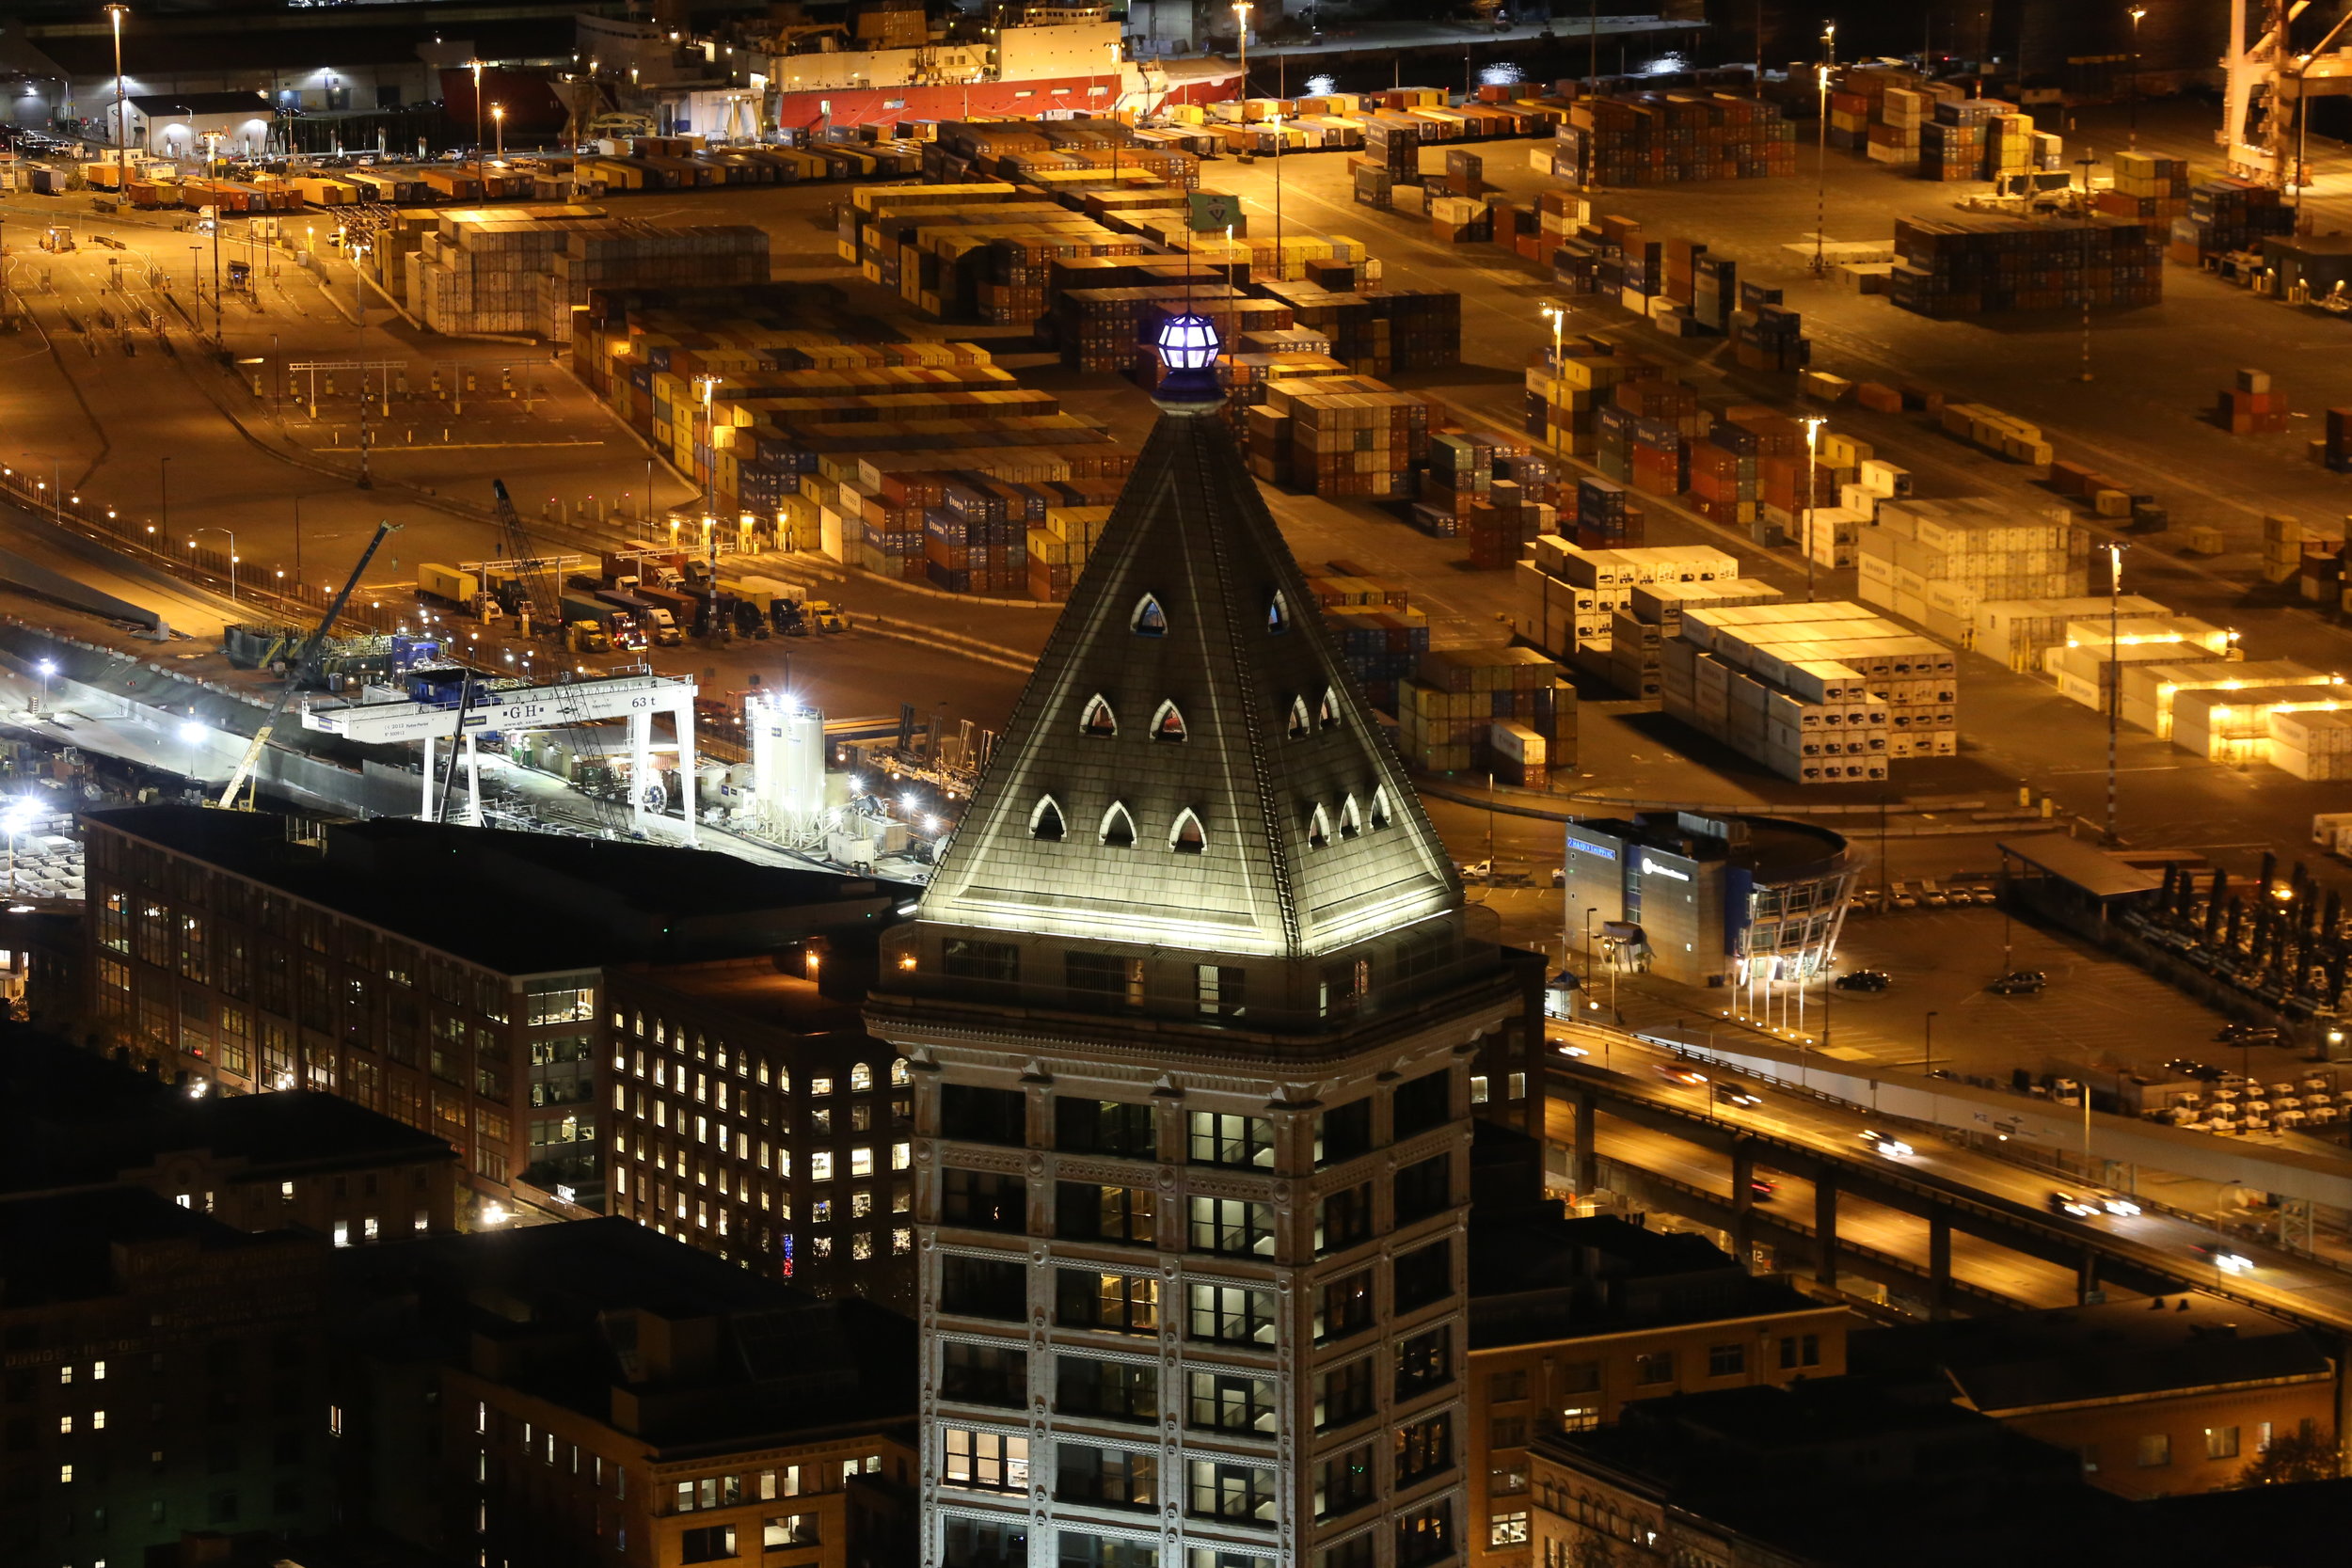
[2216,1022,2281,1044]
[1454,859,1491,880]
[2047,1191,2100,1218]
[1859,1130,1914,1159]
[2165,1057,2227,1083]
[1835,969,1892,992]
[1890,886,1920,910]
[1987,970,2047,995]
[1549,865,1565,887]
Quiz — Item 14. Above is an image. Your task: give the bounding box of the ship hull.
[769,64,1239,131]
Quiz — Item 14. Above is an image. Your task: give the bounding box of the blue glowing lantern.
[1154,310,1223,404]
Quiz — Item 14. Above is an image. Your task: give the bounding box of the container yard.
[1888,214,2165,317]
[1394,643,1575,784]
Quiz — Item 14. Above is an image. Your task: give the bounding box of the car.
[1987,970,2047,995]
[2193,1244,2254,1275]
[1555,1042,1590,1058]
[1747,1176,1779,1201]
[1549,866,1565,887]
[1834,969,1892,992]
[1655,1063,1708,1086]
[1715,1084,1762,1109]
[1859,1130,1914,1158]
[2215,1022,2281,1044]
[1454,859,1491,880]
[1968,884,1996,904]
[1921,887,1950,908]
[2095,1192,2143,1217]
[1890,888,1920,911]
[2048,1190,2100,1218]
[2166,1058,2227,1083]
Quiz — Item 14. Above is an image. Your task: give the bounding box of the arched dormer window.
[1080,694,1118,736]
[1307,804,1331,849]
[1287,695,1311,740]
[1340,796,1362,839]
[1317,686,1341,731]
[1132,594,1168,637]
[1370,787,1391,831]
[1152,700,1188,742]
[1030,796,1066,840]
[1170,808,1206,854]
[1099,801,1136,847]
[1269,591,1291,633]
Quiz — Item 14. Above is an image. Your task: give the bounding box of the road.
[1548,1026,2352,1331]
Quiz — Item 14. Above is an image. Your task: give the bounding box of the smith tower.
[867,316,1526,1568]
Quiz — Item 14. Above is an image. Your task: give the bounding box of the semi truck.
[595,586,680,646]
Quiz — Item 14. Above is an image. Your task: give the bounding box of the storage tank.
[747,691,826,832]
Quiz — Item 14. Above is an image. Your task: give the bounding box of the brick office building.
[336,1218,919,1568]
[81,807,898,1222]
[604,954,918,1309]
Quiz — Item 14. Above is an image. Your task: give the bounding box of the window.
[1396,1414,1451,1483]
[1488,1513,1530,1548]
[1189,1196,1274,1256]
[1340,796,1362,838]
[1308,804,1332,849]
[1061,1534,1158,1568]
[1470,1074,1490,1105]
[1508,1070,1527,1100]
[1315,1100,1373,1166]
[1489,1465,1528,1497]
[1313,1270,1374,1343]
[1188,1458,1278,1522]
[940,1084,1025,1146]
[1394,1154,1451,1225]
[944,1520,1028,1568]
[1056,1182,1156,1244]
[943,1428,1029,1493]
[1188,1370,1279,1433]
[1777,1333,1821,1370]
[1188,1112,1273,1168]
[1397,1500,1454,1568]
[940,1254,1027,1322]
[1313,1444,1375,1520]
[1099,801,1137,847]
[1196,963,1246,1018]
[1708,1343,1745,1378]
[1057,1270,1158,1334]
[1151,700,1188,740]
[1288,695,1313,738]
[1317,1183,1375,1254]
[1056,1356,1157,1422]
[1633,1351,1675,1386]
[943,1168,1026,1232]
[1487,1369,1528,1404]
[1186,1282,1277,1346]
[1055,1444,1155,1510]
[809,1151,834,1182]
[1316,1357,1375,1430]
[680,1525,738,1563]
[524,981,595,1025]
[1169,808,1207,854]
[1067,951,1145,1011]
[1321,1538,1376,1568]
[1132,594,1167,636]
[1488,1417,1526,1449]
[1392,1241,1449,1316]
[1317,687,1340,730]
[1396,1324,1452,1399]
[1056,1098,1154,1157]
[764,1513,819,1549]
[1032,797,1067,841]
[2205,1426,2240,1461]
[1269,591,1290,633]
[941,1341,1027,1409]
[1391,1069,1451,1138]
[2137,1433,2172,1467]
[941,942,1021,989]
[1080,694,1119,736]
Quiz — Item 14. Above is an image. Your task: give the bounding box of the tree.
[2236,1430,2344,1487]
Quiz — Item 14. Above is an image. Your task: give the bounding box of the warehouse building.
[1558,811,1855,993]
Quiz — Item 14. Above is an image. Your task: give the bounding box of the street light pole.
[159,455,169,540]
[191,527,237,602]
[1813,63,1831,277]
[1232,2,1251,103]
[106,6,129,200]
[2106,542,2126,844]
[1802,415,1824,600]
[1583,906,1599,1012]
[493,103,505,160]
[470,60,486,187]
[2127,5,2146,149]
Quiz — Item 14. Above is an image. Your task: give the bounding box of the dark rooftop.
[0,1185,308,1307]
[337,1218,916,1449]
[0,1033,452,1198]
[1849,1291,2335,1414]
[1468,1205,1826,1351]
[1566,809,1849,879]
[125,90,276,116]
[612,956,872,1037]
[88,806,908,974]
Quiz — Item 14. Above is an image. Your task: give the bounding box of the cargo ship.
[756,8,1242,133]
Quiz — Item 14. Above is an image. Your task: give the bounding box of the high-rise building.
[868,317,1539,1568]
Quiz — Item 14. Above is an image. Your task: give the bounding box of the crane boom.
[489,479,564,638]
[214,519,401,812]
